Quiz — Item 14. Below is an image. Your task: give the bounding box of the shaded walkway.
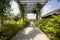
[10,22,50,40]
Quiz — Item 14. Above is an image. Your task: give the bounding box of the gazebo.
[18,0,47,20]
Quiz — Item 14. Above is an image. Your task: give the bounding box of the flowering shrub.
[35,15,60,40]
[0,20,29,40]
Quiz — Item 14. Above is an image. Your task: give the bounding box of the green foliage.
[0,0,10,17]
[35,3,43,20]
[0,20,30,40]
[35,15,60,40]
[13,16,20,21]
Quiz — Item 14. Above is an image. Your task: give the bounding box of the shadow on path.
[10,22,49,40]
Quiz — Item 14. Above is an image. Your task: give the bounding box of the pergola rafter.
[16,0,48,20]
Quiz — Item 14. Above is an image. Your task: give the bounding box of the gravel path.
[10,22,50,40]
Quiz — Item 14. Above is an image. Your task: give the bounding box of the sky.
[41,0,60,16]
[10,0,60,19]
[27,13,36,19]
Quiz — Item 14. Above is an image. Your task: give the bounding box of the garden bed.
[0,20,30,40]
[35,15,60,40]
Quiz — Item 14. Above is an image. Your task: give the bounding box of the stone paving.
[10,22,50,40]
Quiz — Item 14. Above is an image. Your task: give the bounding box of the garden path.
[10,22,50,40]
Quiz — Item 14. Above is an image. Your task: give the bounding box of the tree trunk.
[1,19,4,26]
[36,13,38,20]
[23,13,24,21]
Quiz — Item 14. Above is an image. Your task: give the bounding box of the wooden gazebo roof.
[20,0,47,13]
[20,0,47,4]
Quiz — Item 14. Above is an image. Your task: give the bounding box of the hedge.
[0,20,30,40]
[35,15,60,40]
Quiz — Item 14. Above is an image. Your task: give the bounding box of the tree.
[13,13,21,21]
[16,0,27,21]
[0,0,11,26]
[36,3,43,20]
